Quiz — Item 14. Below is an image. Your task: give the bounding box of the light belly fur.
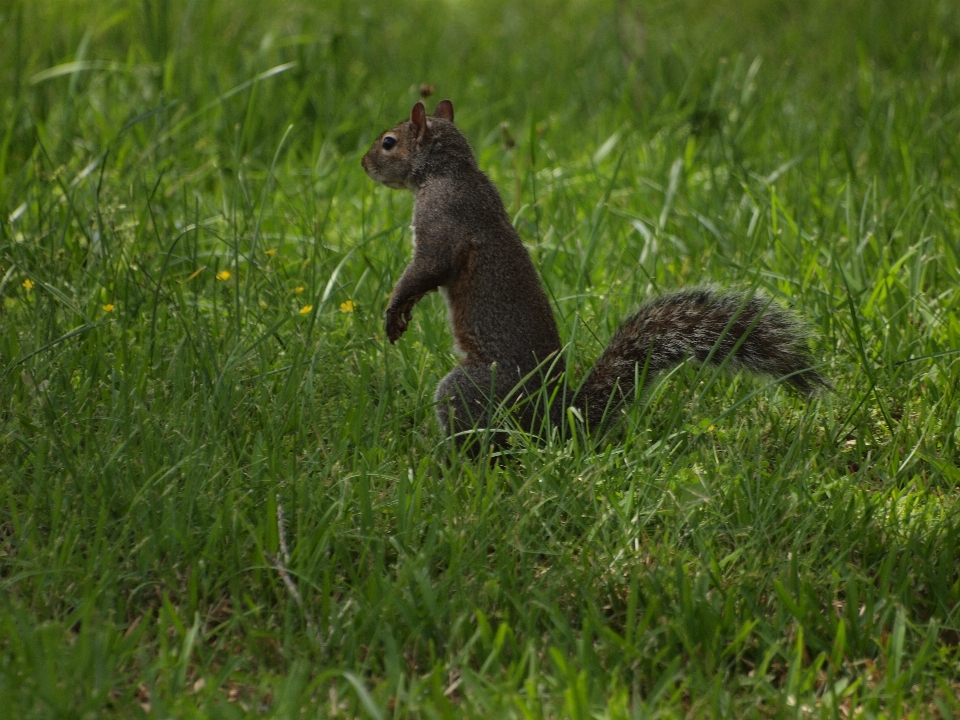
[437,286,464,357]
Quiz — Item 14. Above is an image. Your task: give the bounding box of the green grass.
[2,0,960,717]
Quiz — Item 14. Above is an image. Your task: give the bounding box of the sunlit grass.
[1,0,960,717]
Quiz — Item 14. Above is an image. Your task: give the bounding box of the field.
[2,0,960,717]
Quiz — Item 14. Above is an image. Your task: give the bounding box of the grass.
[2,0,960,716]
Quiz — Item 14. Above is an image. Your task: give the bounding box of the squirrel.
[362,99,827,448]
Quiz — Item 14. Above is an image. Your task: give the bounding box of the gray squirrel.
[362,99,826,447]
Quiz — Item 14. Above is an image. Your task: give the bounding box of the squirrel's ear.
[434,99,454,122]
[411,102,428,140]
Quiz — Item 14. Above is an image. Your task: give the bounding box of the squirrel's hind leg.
[435,362,564,455]
[435,364,506,453]
[436,363,536,454]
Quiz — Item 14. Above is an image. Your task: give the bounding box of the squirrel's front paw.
[384,305,413,344]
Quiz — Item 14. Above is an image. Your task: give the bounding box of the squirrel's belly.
[439,285,483,360]
[437,286,463,356]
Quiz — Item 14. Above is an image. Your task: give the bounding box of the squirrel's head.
[362,99,463,190]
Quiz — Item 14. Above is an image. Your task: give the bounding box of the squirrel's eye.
[382,136,397,150]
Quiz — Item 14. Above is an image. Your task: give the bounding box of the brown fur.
[362,101,826,449]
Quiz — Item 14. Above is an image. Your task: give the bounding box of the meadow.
[2,0,960,716]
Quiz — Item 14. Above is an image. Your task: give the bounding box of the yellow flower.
[294,285,305,294]
[22,278,34,290]
[265,248,277,256]
[102,303,115,312]
[216,270,231,281]
[299,305,313,314]
[340,300,356,313]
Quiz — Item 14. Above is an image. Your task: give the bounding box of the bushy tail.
[572,288,827,428]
